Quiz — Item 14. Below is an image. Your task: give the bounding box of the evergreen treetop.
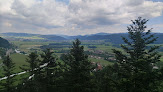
[112,17,161,92]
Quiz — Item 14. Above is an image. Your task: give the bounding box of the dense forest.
[0,37,11,48]
[0,17,163,92]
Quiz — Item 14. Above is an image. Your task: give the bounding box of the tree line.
[0,17,163,92]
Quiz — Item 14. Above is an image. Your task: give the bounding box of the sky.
[0,0,163,36]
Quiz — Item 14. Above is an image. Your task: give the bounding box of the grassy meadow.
[0,53,28,76]
[0,40,163,77]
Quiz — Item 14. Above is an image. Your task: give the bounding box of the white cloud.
[0,0,163,35]
[0,0,16,15]
[68,0,163,28]
[11,0,68,27]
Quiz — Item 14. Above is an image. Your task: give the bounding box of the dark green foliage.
[18,52,41,92]
[63,39,94,92]
[40,49,59,80]
[40,49,58,92]
[15,49,64,92]
[112,17,161,92]
[22,52,39,72]
[0,47,6,58]
[0,37,12,59]
[1,56,15,92]
[94,65,118,92]
[0,37,11,48]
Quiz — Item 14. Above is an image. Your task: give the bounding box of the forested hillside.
[0,37,11,48]
[72,33,163,44]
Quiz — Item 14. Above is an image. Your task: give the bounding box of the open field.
[89,58,113,66]
[10,41,163,61]
[0,53,28,76]
[10,41,55,53]
[15,36,44,39]
[11,54,28,72]
[1,40,162,77]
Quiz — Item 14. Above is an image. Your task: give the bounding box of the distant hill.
[155,33,163,44]
[1,33,67,41]
[39,35,67,40]
[70,33,127,44]
[1,32,163,44]
[0,37,11,48]
[2,32,38,37]
[88,32,110,36]
[72,33,163,44]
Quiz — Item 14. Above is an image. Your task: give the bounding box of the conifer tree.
[0,47,6,58]
[63,39,94,92]
[40,49,58,92]
[94,64,120,92]
[112,17,161,92]
[1,55,15,92]
[41,49,56,76]
[19,52,40,92]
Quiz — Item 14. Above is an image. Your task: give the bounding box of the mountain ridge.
[1,32,162,44]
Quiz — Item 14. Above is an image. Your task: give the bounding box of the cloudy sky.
[0,0,163,35]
